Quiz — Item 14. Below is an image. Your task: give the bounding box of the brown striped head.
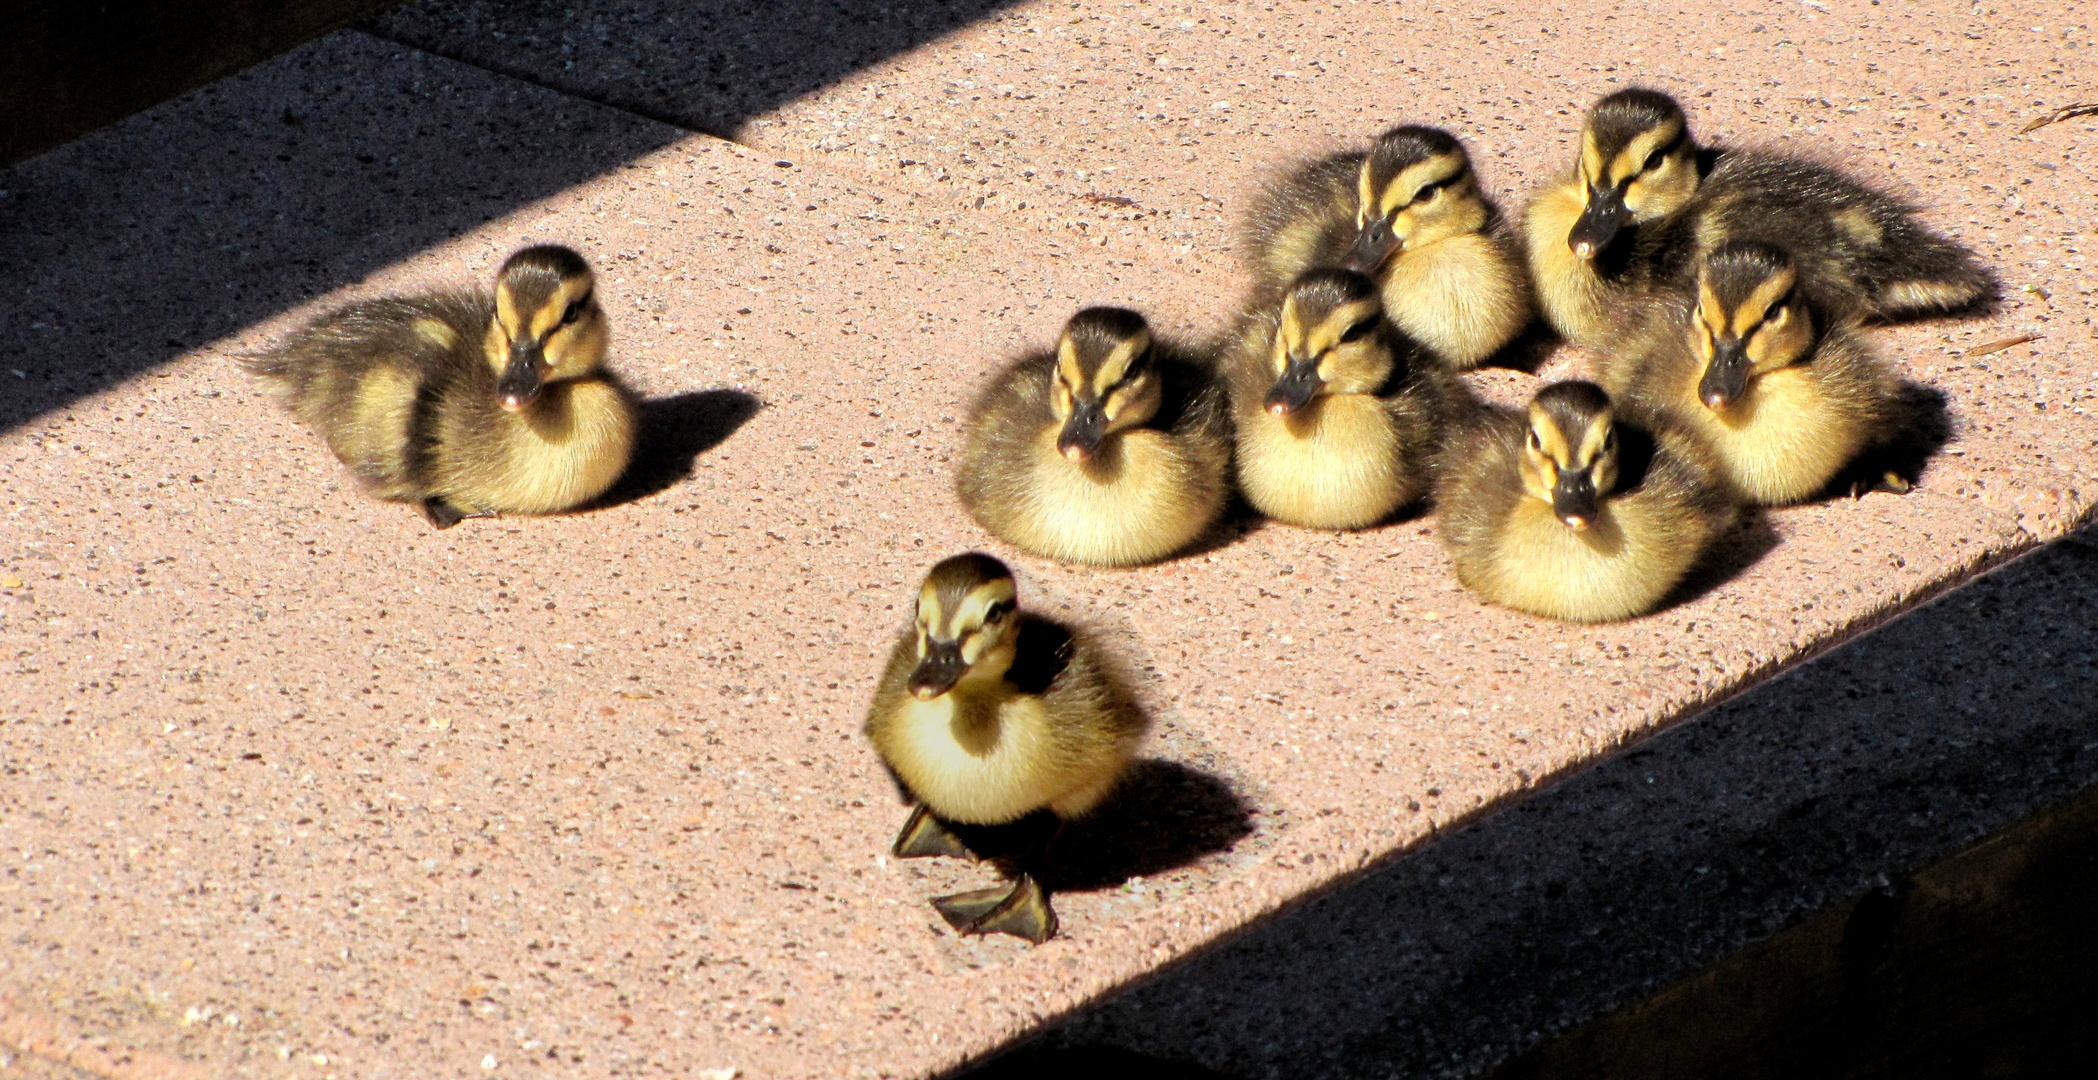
[484,245,608,411]
[1266,269,1391,415]
[1520,381,1621,531]
[1046,307,1163,462]
[1690,241,1814,411]
[908,553,1022,699]
[1345,126,1490,273]
[1567,88,1700,259]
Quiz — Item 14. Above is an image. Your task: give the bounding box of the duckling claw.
[892,804,973,860]
[933,874,1057,944]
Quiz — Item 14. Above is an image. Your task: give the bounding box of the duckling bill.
[243,245,638,527]
[863,553,1148,944]
[957,307,1232,566]
[1435,382,1736,623]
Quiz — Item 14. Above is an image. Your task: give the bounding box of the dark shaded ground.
[368,1,1024,139]
[965,529,2098,1080]
[1487,782,2098,1080]
[1,1,1028,435]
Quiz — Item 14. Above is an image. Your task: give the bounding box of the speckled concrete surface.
[0,6,2093,1080]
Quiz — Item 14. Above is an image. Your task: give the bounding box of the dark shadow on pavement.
[3,1,1026,434]
[594,388,762,507]
[957,535,2098,1079]
[368,0,1025,140]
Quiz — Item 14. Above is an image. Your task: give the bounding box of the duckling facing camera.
[1437,381,1736,623]
[245,245,638,527]
[1523,88,1708,347]
[1227,269,1455,530]
[957,308,1232,566]
[1599,241,1909,506]
[1525,87,1993,346]
[863,553,1147,944]
[1244,124,1531,368]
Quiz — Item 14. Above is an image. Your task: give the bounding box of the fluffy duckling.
[1242,124,1530,368]
[1227,269,1455,530]
[1436,382,1735,622]
[1598,240,1907,506]
[1525,87,1992,345]
[863,553,1147,943]
[244,245,638,528]
[956,308,1232,566]
[1522,88,1708,347]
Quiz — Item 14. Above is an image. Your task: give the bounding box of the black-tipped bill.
[1056,400,1108,462]
[1265,358,1324,416]
[497,341,546,411]
[1552,468,1601,531]
[1568,184,1628,260]
[1342,215,1401,274]
[908,640,970,700]
[1699,340,1752,411]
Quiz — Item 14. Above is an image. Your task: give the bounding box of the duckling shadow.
[1867,380,1954,492]
[965,1045,1241,1080]
[1476,319,1564,375]
[592,389,761,507]
[951,760,1255,893]
[1664,508,1783,610]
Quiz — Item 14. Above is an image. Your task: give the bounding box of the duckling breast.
[1469,496,1703,622]
[1383,234,1531,367]
[1237,396,1413,529]
[439,378,639,515]
[882,692,1085,826]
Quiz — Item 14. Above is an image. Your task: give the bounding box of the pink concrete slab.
[1,13,2093,1080]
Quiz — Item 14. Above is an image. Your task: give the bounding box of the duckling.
[1522,88,1708,347]
[1525,87,1993,345]
[244,245,638,527]
[1598,240,1907,506]
[1227,268,1455,530]
[864,553,1148,943]
[956,308,1232,566]
[1435,381,1735,622]
[1241,124,1530,368]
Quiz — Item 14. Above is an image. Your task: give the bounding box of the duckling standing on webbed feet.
[244,245,638,527]
[957,308,1232,566]
[1598,240,1908,506]
[1228,269,1455,530]
[1243,124,1530,368]
[1523,88,1709,348]
[1435,382,1735,623]
[864,554,1148,944]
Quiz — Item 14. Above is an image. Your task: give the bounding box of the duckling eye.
[559,291,592,326]
[1411,180,1445,204]
[1528,430,1543,451]
[1338,317,1377,344]
[1644,147,1669,172]
[983,600,1013,623]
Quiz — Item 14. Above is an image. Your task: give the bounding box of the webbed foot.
[931,874,1057,944]
[892,804,973,860]
[422,498,498,529]
[1849,471,1913,499]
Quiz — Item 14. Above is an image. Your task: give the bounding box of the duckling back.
[1691,153,1993,321]
[247,289,638,523]
[245,292,489,504]
[957,328,1232,567]
[865,616,1145,823]
[1436,398,1734,622]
